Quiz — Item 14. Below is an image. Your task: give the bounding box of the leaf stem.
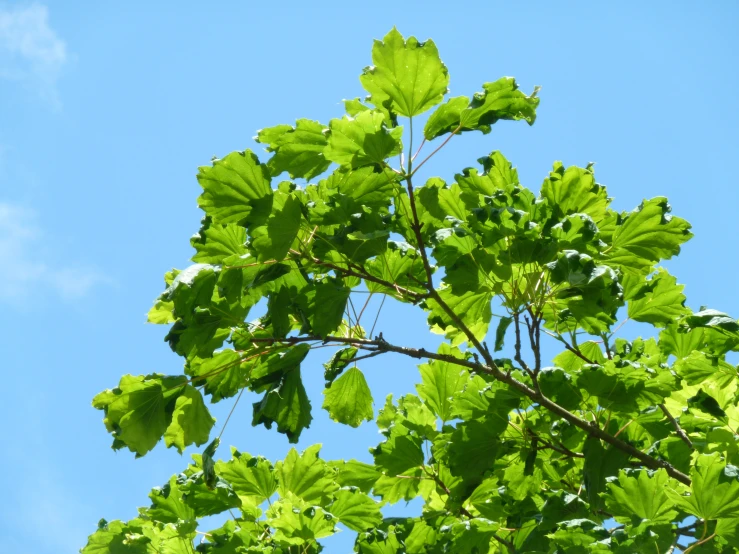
[410,124,462,176]
[217,386,246,441]
[683,533,716,553]
[411,137,426,161]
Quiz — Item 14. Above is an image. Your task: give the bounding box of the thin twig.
[217,387,246,441]
[356,292,374,326]
[411,137,427,162]
[660,404,694,450]
[346,350,385,364]
[513,313,532,375]
[369,295,386,338]
[411,124,462,176]
[683,534,716,553]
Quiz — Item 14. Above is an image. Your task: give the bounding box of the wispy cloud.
[0,202,108,305]
[0,3,67,106]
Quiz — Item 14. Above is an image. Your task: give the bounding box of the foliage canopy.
[84,28,739,553]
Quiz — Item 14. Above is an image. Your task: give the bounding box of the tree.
[82,28,739,553]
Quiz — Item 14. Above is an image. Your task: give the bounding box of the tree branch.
[248,333,692,486]
[513,313,532,375]
[403,168,498,370]
[660,403,694,450]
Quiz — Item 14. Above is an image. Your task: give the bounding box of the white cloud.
[0,3,67,105]
[0,202,107,304]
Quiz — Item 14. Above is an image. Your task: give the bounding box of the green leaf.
[540,162,609,223]
[344,97,370,116]
[666,453,739,519]
[327,489,382,532]
[444,518,502,554]
[626,268,689,325]
[163,263,219,323]
[256,119,330,180]
[416,344,468,422]
[548,519,609,549]
[81,519,144,554]
[93,374,216,457]
[251,193,302,262]
[164,385,216,453]
[688,388,727,421]
[605,197,693,274]
[197,150,272,227]
[187,350,249,403]
[147,299,175,324]
[494,316,512,352]
[684,308,739,334]
[196,519,261,553]
[267,500,336,546]
[451,372,521,421]
[275,444,338,505]
[544,250,623,334]
[577,360,680,413]
[716,517,739,548]
[181,471,240,517]
[216,451,277,506]
[250,343,310,390]
[674,350,738,387]
[324,110,402,168]
[190,217,247,264]
[309,277,351,337]
[252,368,312,443]
[364,241,426,297]
[659,324,708,359]
[372,469,432,504]
[322,366,374,427]
[454,151,520,206]
[443,418,509,482]
[360,27,449,117]
[372,434,425,476]
[426,285,493,345]
[165,311,231,361]
[538,367,583,411]
[553,340,606,371]
[202,437,220,489]
[423,96,470,140]
[603,469,678,523]
[426,77,539,140]
[330,459,380,493]
[323,346,357,385]
[325,165,399,209]
[583,437,629,511]
[147,476,195,524]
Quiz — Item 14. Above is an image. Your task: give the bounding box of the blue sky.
[1,1,738,552]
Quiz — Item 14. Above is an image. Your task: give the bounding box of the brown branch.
[513,313,532,376]
[526,308,542,373]
[563,340,595,364]
[660,404,694,450]
[248,333,692,485]
[403,169,497,370]
[537,438,585,459]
